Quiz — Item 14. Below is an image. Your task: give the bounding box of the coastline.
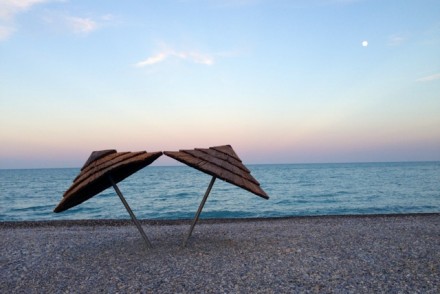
[2,212,439,228]
[1,214,439,292]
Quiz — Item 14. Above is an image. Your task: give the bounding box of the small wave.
[1,163,439,221]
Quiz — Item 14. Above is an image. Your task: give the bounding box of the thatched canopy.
[54,150,162,213]
[164,145,268,199]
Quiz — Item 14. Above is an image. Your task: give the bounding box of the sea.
[0,162,439,222]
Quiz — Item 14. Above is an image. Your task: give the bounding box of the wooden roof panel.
[186,148,259,185]
[66,151,145,198]
[164,145,268,199]
[81,149,117,170]
[198,148,250,173]
[54,150,162,213]
[70,152,137,194]
[210,145,241,162]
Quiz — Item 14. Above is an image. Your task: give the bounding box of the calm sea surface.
[0,162,439,221]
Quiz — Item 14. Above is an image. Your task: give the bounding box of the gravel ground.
[1,214,439,293]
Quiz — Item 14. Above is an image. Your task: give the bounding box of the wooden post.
[183,176,216,247]
[108,175,153,249]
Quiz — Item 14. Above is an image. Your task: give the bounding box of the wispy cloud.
[388,34,407,46]
[0,24,15,40]
[135,52,168,67]
[66,16,98,34]
[135,49,215,67]
[416,73,440,82]
[177,51,214,65]
[0,1,114,40]
[42,12,116,35]
[0,0,52,40]
[0,0,50,21]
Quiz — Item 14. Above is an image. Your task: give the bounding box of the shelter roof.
[54,150,162,213]
[164,145,268,199]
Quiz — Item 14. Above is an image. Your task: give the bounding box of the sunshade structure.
[54,149,162,248]
[164,145,269,246]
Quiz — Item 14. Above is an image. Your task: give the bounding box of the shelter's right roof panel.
[165,145,268,199]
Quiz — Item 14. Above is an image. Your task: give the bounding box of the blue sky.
[1,0,439,168]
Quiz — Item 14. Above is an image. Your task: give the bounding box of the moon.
[362,40,368,47]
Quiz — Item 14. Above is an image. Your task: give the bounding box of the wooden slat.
[210,145,241,162]
[64,151,147,198]
[186,149,259,185]
[164,151,205,167]
[196,147,249,173]
[198,148,252,176]
[74,152,127,182]
[191,159,268,199]
[81,149,116,170]
[67,152,142,197]
[55,151,162,212]
[164,146,269,199]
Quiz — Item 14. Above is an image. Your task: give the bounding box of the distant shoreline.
[1,160,439,170]
[2,212,439,228]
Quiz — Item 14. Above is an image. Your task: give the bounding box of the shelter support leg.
[108,175,153,249]
[183,176,216,247]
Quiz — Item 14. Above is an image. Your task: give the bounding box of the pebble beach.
[1,214,439,293]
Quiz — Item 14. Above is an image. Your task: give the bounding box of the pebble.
[1,214,439,293]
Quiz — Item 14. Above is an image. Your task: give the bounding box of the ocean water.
[0,162,439,221]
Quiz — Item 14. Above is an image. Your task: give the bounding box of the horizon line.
[1,160,439,170]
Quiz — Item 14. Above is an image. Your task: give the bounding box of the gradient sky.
[1,0,439,168]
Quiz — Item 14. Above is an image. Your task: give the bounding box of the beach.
[1,214,439,293]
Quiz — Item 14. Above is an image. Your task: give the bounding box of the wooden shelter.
[54,149,162,248]
[164,145,269,246]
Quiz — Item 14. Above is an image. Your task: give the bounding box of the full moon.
[362,40,368,47]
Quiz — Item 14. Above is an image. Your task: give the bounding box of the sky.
[1,0,439,168]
